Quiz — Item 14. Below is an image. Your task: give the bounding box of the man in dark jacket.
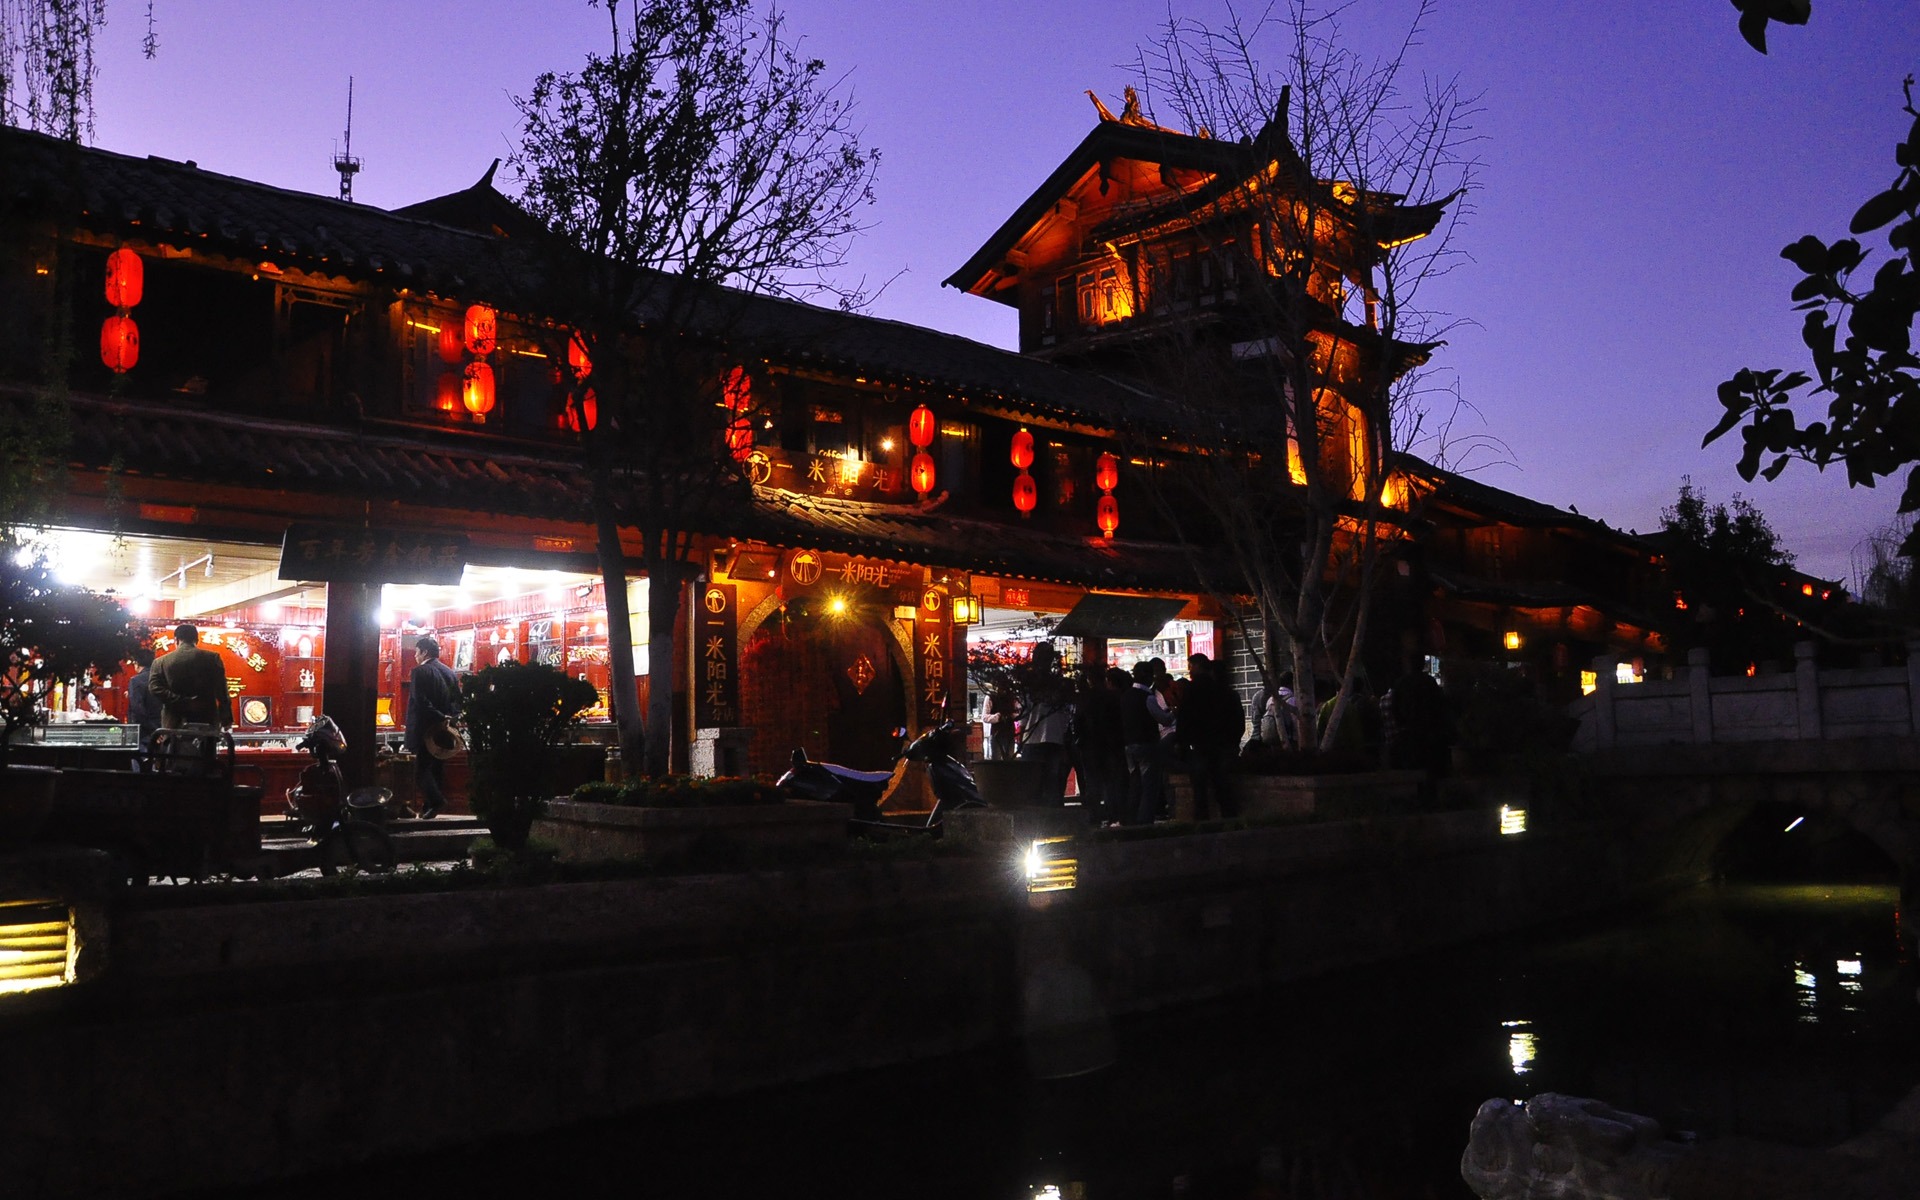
[406,635,461,818]
[1121,661,1174,824]
[125,646,159,765]
[149,624,230,729]
[1176,653,1245,820]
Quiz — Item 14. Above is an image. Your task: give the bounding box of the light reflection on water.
[213,882,1918,1200]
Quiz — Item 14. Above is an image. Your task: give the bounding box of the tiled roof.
[24,388,592,520]
[0,125,1184,435]
[740,486,1198,591]
[17,386,1188,588]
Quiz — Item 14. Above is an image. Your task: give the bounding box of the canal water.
[212,882,1919,1199]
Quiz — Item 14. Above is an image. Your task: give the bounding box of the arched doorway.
[739,605,909,774]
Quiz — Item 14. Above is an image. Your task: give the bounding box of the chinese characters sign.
[694,582,740,728]
[278,523,468,585]
[915,594,953,726]
[782,549,911,595]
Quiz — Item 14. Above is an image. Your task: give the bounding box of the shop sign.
[750,446,894,502]
[782,549,912,596]
[915,606,953,726]
[278,523,468,585]
[695,582,740,728]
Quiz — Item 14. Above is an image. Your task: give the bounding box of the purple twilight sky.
[83,0,1919,585]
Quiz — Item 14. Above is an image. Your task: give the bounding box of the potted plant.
[0,542,141,842]
[459,660,598,850]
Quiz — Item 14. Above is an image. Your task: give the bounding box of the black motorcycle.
[776,721,985,834]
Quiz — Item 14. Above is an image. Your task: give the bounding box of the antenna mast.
[332,77,362,203]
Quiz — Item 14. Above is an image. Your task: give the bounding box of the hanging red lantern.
[723,365,751,413]
[910,451,937,495]
[1096,493,1120,538]
[435,371,461,412]
[1012,470,1038,515]
[462,361,495,416]
[99,314,139,373]
[104,248,143,309]
[567,389,599,433]
[909,404,935,448]
[1010,428,1034,470]
[463,304,497,356]
[1095,452,1120,493]
[436,323,464,365]
[726,416,753,460]
[568,332,593,381]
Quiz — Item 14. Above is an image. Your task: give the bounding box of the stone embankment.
[4,798,1696,1199]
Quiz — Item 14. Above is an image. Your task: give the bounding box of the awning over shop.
[1051,592,1188,639]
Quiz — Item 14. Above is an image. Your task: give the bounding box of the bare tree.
[1126,0,1474,748]
[509,0,877,776]
[0,0,157,139]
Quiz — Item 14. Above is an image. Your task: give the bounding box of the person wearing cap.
[406,635,461,818]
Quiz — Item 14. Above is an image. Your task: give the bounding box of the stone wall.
[1573,642,1920,751]
[1,802,1698,1199]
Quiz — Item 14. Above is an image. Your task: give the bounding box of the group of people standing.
[120,625,462,817]
[993,646,1246,827]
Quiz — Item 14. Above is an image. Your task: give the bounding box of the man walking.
[406,635,461,818]
[149,624,231,729]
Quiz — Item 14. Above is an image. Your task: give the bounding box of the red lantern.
[435,371,461,412]
[463,304,497,356]
[568,332,592,381]
[1096,493,1120,538]
[726,417,753,460]
[104,248,143,309]
[436,323,464,365]
[1013,471,1038,515]
[567,389,599,433]
[99,314,139,373]
[724,365,751,413]
[1010,428,1034,471]
[910,451,936,495]
[1095,452,1120,493]
[909,404,935,448]
[462,361,495,416]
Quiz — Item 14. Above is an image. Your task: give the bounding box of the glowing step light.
[0,901,76,996]
[1025,837,1078,894]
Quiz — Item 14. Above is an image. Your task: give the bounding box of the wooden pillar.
[322,581,378,789]
[670,572,692,776]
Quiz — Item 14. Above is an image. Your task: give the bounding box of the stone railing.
[1570,642,1920,751]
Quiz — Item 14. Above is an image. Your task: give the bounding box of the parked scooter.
[777,721,986,834]
[285,715,397,875]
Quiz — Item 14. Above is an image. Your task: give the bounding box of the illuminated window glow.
[1615,662,1642,685]
[1499,806,1528,836]
[1579,670,1598,696]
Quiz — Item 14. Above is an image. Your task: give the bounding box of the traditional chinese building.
[0,123,1220,791]
[0,97,1702,791]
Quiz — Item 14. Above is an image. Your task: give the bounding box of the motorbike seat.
[821,762,895,785]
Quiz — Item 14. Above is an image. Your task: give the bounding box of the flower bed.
[534,780,849,864]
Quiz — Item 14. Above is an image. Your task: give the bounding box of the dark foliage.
[1707,81,1920,551]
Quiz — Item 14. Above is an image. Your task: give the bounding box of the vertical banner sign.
[916,585,952,726]
[694,583,739,728]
